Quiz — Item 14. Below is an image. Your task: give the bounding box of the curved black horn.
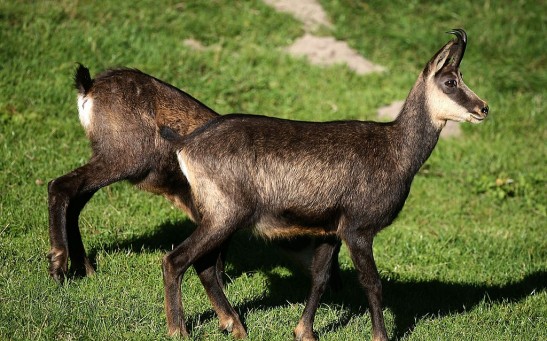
[446,28,467,67]
[448,29,467,44]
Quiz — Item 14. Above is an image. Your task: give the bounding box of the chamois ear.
[427,29,468,75]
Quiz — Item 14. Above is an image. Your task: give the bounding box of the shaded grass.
[1,0,545,340]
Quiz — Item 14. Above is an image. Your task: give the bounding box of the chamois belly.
[253,212,338,240]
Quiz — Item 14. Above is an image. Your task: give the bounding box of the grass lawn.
[0,0,545,340]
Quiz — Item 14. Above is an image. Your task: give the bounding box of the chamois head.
[424,29,489,126]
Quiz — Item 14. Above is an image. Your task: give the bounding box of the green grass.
[1,0,545,340]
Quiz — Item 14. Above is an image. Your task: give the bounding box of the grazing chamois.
[160,29,488,341]
[47,66,341,286]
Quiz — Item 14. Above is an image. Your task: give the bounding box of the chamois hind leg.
[216,239,232,288]
[276,237,343,291]
[343,230,388,341]
[294,236,339,341]
[162,215,247,338]
[48,157,131,282]
[194,247,246,338]
[328,240,342,291]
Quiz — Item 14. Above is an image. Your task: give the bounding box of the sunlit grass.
[0,1,545,340]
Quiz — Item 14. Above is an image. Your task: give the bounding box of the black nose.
[481,106,489,115]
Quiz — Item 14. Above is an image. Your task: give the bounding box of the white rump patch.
[177,151,192,185]
[77,94,93,130]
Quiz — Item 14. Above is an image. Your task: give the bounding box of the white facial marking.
[77,94,93,129]
[426,81,469,126]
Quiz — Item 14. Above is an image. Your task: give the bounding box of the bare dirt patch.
[286,34,385,75]
[262,0,332,31]
[183,38,207,51]
[264,0,384,75]
[377,100,406,120]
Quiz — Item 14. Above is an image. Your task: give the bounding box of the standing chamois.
[160,29,489,341]
[47,66,342,286]
[47,65,218,282]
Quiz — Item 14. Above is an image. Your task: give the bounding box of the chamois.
[48,66,342,286]
[160,29,489,341]
[47,65,219,282]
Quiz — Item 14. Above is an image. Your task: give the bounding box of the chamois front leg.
[162,257,188,337]
[294,237,339,341]
[194,248,247,338]
[162,215,245,338]
[344,232,388,341]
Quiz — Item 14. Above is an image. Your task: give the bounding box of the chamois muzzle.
[447,29,467,68]
[470,104,489,123]
[478,105,490,120]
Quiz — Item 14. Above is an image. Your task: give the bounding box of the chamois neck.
[392,77,443,174]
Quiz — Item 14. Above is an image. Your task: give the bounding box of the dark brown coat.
[160,29,488,341]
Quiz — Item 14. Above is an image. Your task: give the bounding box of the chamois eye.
[445,79,457,87]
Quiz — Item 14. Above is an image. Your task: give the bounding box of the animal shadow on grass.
[91,220,547,339]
